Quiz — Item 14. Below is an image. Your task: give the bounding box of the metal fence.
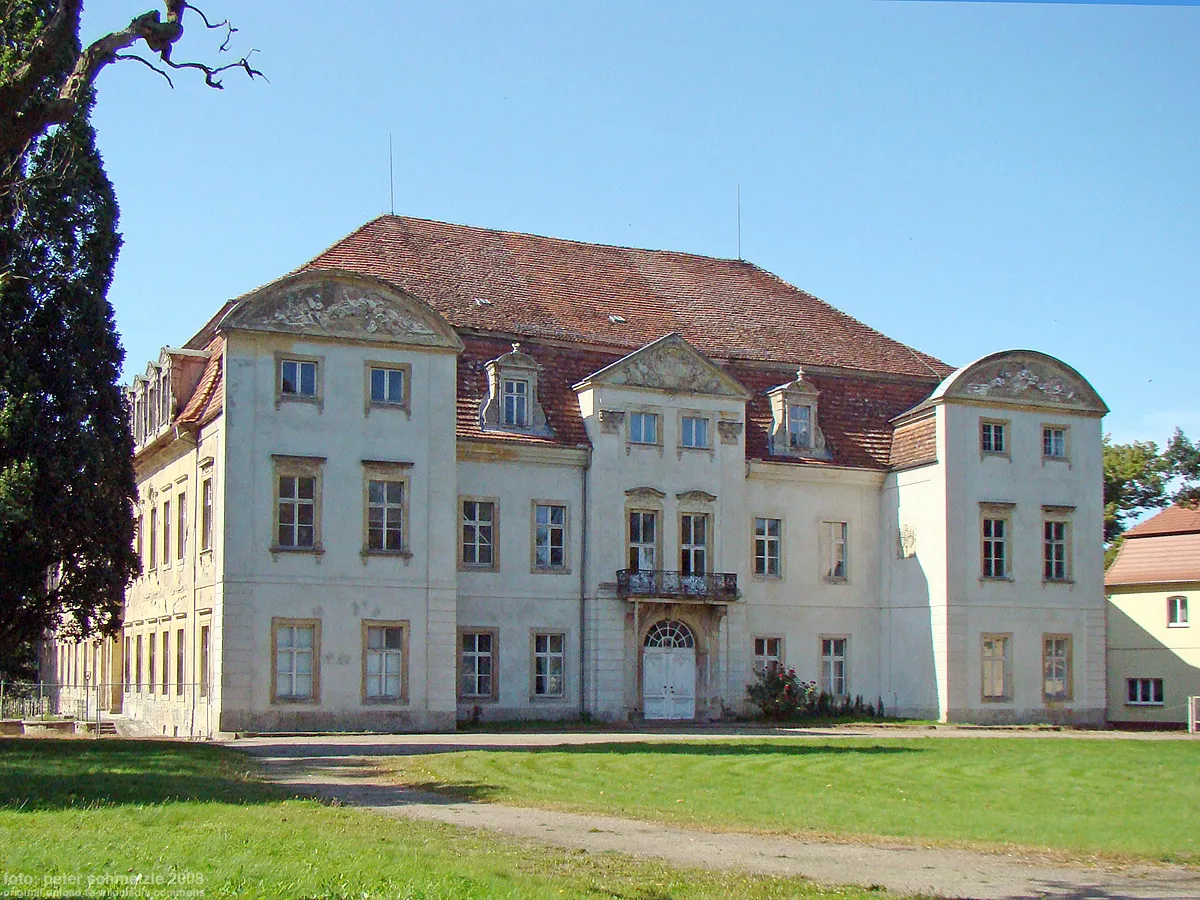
[0,681,215,739]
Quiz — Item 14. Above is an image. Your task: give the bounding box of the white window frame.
[980,633,1011,702]
[363,621,407,703]
[753,636,783,675]
[272,619,319,703]
[502,378,530,428]
[629,411,659,445]
[1126,677,1164,706]
[1042,425,1068,461]
[980,419,1008,455]
[820,636,848,697]
[680,415,709,450]
[1168,595,1189,627]
[753,517,781,577]
[276,474,318,550]
[200,475,214,553]
[532,502,568,571]
[279,358,318,399]
[531,631,566,699]
[176,490,187,563]
[460,498,497,570]
[822,521,848,582]
[459,629,497,699]
[161,497,171,570]
[367,363,411,411]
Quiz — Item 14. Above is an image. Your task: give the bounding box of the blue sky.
[81,1,1199,446]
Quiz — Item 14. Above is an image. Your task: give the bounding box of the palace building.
[46,216,1109,735]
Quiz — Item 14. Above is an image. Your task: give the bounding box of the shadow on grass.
[513,742,922,757]
[0,738,288,811]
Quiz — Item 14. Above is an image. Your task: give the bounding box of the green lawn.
[384,736,1200,865]
[0,739,903,899]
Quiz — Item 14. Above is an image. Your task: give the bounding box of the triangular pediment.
[217,270,463,351]
[574,333,749,398]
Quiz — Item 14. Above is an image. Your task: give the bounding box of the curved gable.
[930,350,1107,415]
[216,270,463,351]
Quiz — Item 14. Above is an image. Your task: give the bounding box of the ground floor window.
[753,637,782,675]
[981,633,1011,701]
[199,623,211,698]
[1042,635,1072,702]
[1126,678,1164,706]
[460,630,496,699]
[273,620,318,702]
[364,622,406,701]
[176,627,185,696]
[532,632,565,698]
[820,637,847,696]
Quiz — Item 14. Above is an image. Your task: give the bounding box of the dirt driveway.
[235,729,1200,900]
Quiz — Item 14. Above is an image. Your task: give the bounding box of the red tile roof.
[1123,504,1200,539]
[176,337,223,429]
[1105,531,1200,586]
[301,216,953,380]
[889,415,938,470]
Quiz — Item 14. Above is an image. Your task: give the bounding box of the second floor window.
[754,517,781,576]
[982,518,1007,578]
[534,503,566,568]
[981,421,1006,454]
[461,501,495,567]
[680,513,708,575]
[1044,521,1068,581]
[176,491,187,561]
[502,378,529,427]
[629,412,658,444]
[370,367,405,405]
[280,359,317,398]
[1043,427,1067,459]
[367,480,405,552]
[278,476,316,548]
[162,499,171,566]
[628,510,657,571]
[823,521,848,581]
[149,508,157,569]
[681,416,709,449]
[201,477,213,551]
[1168,596,1189,627]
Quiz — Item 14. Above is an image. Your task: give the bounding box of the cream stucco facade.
[45,222,1111,734]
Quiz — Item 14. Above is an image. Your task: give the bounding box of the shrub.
[745,667,887,722]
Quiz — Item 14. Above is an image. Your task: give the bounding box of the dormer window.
[502,378,529,427]
[767,368,830,460]
[480,343,552,436]
[787,403,812,450]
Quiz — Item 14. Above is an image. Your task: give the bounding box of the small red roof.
[1123,504,1200,539]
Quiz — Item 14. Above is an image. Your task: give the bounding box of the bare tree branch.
[0,3,263,166]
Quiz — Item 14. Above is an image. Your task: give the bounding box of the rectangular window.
[148,631,156,695]
[1168,596,1189,627]
[753,637,782,675]
[502,378,529,427]
[1043,635,1072,702]
[981,420,1006,454]
[461,500,495,568]
[135,515,143,570]
[1043,521,1069,581]
[162,499,171,567]
[754,517,781,576]
[982,518,1007,578]
[176,491,186,561]
[148,508,158,570]
[534,503,566,569]
[280,359,317,397]
[981,634,1011,701]
[1126,677,1164,706]
[274,621,316,701]
[123,635,131,692]
[199,624,211,698]
[628,510,657,571]
[788,404,811,450]
[460,630,495,698]
[364,624,405,700]
[681,416,709,449]
[1043,426,1067,459]
[161,631,170,695]
[370,367,406,405]
[533,632,565,697]
[629,412,658,445]
[680,513,708,575]
[277,475,316,548]
[367,479,405,552]
[821,637,847,696]
[135,634,143,691]
[176,627,185,696]
[823,521,848,581]
[201,477,214,552]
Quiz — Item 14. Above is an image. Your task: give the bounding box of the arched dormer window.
[767,368,831,460]
[480,343,553,436]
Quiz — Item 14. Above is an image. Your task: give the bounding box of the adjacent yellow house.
[1106,505,1200,726]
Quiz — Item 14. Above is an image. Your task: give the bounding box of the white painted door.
[643,647,696,720]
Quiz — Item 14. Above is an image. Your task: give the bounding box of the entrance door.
[642,620,696,720]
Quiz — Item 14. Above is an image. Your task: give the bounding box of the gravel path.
[236,731,1200,900]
